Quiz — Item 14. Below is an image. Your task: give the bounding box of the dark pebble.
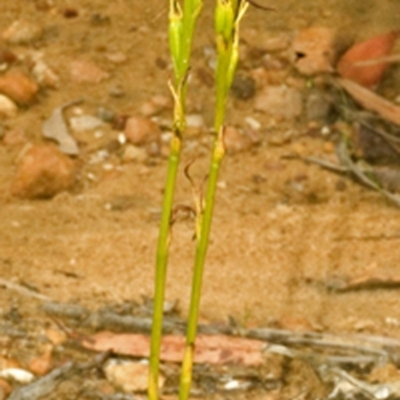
[231,73,256,100]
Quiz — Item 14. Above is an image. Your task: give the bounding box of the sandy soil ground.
[1,1,400,399]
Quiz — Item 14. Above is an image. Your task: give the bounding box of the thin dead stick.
[336,140,400,207]
[0,278,51,301]
[302,155,349,173]
[265,343,383,366]
[299,147,400,207]
[352,53,400,67]
[337,78,400,126]
[341,106,400,146]
[247,327,399,362]
[7,352,111,400]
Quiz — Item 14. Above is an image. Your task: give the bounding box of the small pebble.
[186,114,205,129]
[43,100,81,155]
[70,60,109,83]
[262,54,286,71]
[90,13,111,26]
[145,141,161,157]
[2,20,43,44]
[291,26,336,75]
[139,94,171,117]
[2,128,27,147]
[0,368,34,384]
[0,71,39,105]
[231,73,256,100]
[254,85,302,120]
[244,116,261,130]
[0,378,12,399]
[140,101,160,117]
[69,115,104,132]
[102,163,114,171]
[31,59,60,88]
[28,349,52,376]
[223,126,254,154]
[97,106,115,123]
[258,31,291,52]
[124,116,161,145]
[105,52,127,64]
[63,8,79,18]
[0,48,17,66]
[0,94,17,118]
[11,144,77,199]
[104,360,164,393]
[306,89,334,122]
[122,144,147,163]
[89,149,109,164]
[117,132,126,145]
[109,84,125,97]
[242,29,291,53]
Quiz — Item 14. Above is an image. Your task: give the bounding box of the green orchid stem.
[179,131,225,400]
[149,1,203,400]
[179,1,248,397]
[149,135,182,400]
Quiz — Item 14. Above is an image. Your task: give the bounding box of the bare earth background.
[1,0,400,399]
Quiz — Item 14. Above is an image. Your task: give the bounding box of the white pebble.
[102,163,114,171]
[118,132,127,145]
[244,116,261,130]
[2,20,43,44]
[0,368,34,383]
[321,126,330,136]
[0,94,17,118]
[161,131,173,143]
[69,115,104,132]
[217,181,227,189]
[186,114,204,129]
[224,380,240,390]
[86,172,97,181]
[89,150,109,164]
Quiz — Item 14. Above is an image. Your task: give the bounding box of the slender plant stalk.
[148,1,202,400]
[179,2,249,400]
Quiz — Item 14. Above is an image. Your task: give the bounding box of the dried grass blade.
[337,78,400,126]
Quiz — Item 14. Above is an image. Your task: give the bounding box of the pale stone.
[122,144,147,163]
[0,94,17,118]
[223,126,254,154]
[104,360,164,393]
[70,60,109,83]
[254,85,303,120]
[2,20,43,44]
[69,115,104,131]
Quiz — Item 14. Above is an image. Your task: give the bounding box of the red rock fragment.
[11,144,77,199]
[0,48,17,65]
[28,350,53,376]
[0,378,12,399]
[124,116,161,145]
[337,31,399,88]
[0,71,38,105]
